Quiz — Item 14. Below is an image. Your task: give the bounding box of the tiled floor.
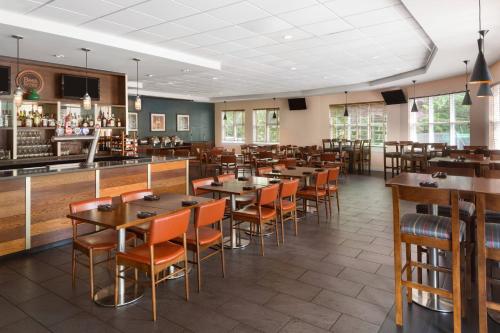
[0,173,499,332]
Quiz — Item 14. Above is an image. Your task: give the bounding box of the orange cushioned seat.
[233,205,276,221]
[117,241,184,266]
[184,225,223,246]
[75,229,134,251]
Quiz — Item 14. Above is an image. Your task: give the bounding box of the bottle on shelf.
[101,109,108,127]
[117,117,121,127]
[33,109,41,127]
[25,110,33,128]
[89,115,94,127]
[109,113,115,127]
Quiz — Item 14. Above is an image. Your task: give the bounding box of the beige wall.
[215,61,500,171]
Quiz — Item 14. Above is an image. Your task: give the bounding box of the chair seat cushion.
[297,188,327,198]
[266,199,296,212]
[117,241,184,265]
[416,201,475,220]
[485,223,500,249]
[233,205,276,221]
[75,229,135,250]
[328,184,338,192]
[183,225,222,246]
[401,213,466,240]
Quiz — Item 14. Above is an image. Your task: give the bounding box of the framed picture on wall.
[151,113,165,132]
[127,112,138,131]
[176,114,190,131]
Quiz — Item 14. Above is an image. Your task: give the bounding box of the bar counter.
[0,156,190,256]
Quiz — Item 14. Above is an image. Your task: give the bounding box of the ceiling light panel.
[240,16,293,34]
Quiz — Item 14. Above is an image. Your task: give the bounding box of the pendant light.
[477,83,493,97]
[223,101,227,121]
[470,0,492,84]
[133,58,141,111]
[343,91,349,117]
[272,98,277,119]
[12,35,24,108]
[462,60,472,105]
[411,80,418,112]
[81,48,92,111]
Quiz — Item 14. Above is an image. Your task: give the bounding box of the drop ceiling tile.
[344,4,410,28]
[104,0,145,7]
[285,37,326,50]
[256,43,294,55]
[230,48,266,58]
[207,26,257,41]
[143,22,197,40]
[234,35,276,48]
[247,0,318,14]
[49,0,121,17]
[323,0,399,17]
[0,0,47,13]
[206,41,247,53]
[30,5,90,25]
[157,39,199,50]
[301,19,353,36]
[125,30,166,43]
[128,0,199,21]
[359,19,414,36]
[265,28,312,43]
[208,2,269,24]
[279,4,338,26]
[173,0,241,11]
[172,13,231,31]
[104,9,164,29]
[82,18,135,34]
[240,16,293,34]
[177,32,225,47]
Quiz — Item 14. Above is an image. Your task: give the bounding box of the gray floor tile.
[0,317,51,333]
[0,296,27,328]
[299,271,364,297]
[330,314,380,333]
[50,312,121,333]
[18,293,82,327]
[257,272,321,301]
[280,319,330,333]
[0,277,49,304]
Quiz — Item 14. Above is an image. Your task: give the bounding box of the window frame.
[221,109,245,143]
[489,84,500,149]
[252,108,280,144]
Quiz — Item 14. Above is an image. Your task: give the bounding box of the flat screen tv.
[288,98,307,110]
[61,74,100,100]
[0,66,10,95]
[381,89,406,105]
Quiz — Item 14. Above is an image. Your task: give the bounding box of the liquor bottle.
[102,110,107,127]
[25,111,33,128]
[89,115,94,127]
[109,113,115,127]
[17,110,23,127]
[33,109,41,127]
[42,114,48,127]
[117,117,121,127]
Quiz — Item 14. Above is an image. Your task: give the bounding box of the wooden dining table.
[198,176,272,249]
[67,193,213,307]
[263,166,320,181]
[428,156,491,176]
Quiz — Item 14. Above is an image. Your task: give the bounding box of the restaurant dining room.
[0,0,499,332]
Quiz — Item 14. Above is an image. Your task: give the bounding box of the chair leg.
[405,244,412,304]
[393,238,403,326]
[417,246,423,283]
[89,249,94,299]
[460,243,467,318]
[114,258,119,307]
[184,254,190,301]
[259,224,265,256]
[274,219,280,247]
[452,242,462,333]
[477,232,488,333]
[280,211,285,244]
[196,244,202,292]
[336,191,340,213]
[384,157,387,180]
[315,198,320,224]
[293,209,298,236]
[150,265,157,321]
[220,238,226,278]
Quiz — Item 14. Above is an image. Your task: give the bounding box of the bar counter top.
[0,155,191,180]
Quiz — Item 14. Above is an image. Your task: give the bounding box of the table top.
[198,176,272,195]
[385,172,474,191]
[428,156,491,166]
[471,177,500,194]
[263,166,322,179]
[67,193,212,230]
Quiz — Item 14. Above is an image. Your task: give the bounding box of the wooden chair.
[476,192,500,333]
[275,179,299,243]
[120,189,154,242]
[297,171,329,224]
[430,143,447,158]
[191,177,215,196]
[176,199,226,292]
[115,209,190,321]
[401,143,428,172]
[322,139,333,152]
[220,154,237,175]
[383,141,401,179]
[361,139,371,174]
[484,169,500,179]
[352,140,363,173]
[233,184,280,256]
[392,185,466,332]
[326,167,341,214]
[69,197,136,299]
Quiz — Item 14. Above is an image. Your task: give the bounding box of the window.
[329,102,387,146]
[253,109,279,143]
[222,110,245,143]
[409,92,470,148]
[490,84,500,149]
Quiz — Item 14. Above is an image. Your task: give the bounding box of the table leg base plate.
[244,225,274,237]
[412,289,453,313]
[164,265,192,280]
[223,236,250,249]
[94,282,144,307]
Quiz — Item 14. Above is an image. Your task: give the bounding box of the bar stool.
[233,184,280,256]
[120,189,154,242]
[115,209,191,321]
[176,198,226,292]
[297,170,330,223]
[69,197,136,299]
[392,185,466,332]
[383,141,401,179]
[476,192,500,333]
[275,179,299,243]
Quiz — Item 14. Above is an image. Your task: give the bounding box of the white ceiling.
[0,0,498,101]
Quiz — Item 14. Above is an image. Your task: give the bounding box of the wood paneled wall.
[151,160,187,194]
[100,165,148,198]
[0,179,25,256]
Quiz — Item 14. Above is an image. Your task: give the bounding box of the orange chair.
[180,199,226,292]
[192,177,215,196]
[276,179,299,243]
[257,166,272,176]
[297,171,329,223]
[70,197,136,299]
[327,167,341,214]
[115,209,191,321]
[233,184,280,256]
[120,189,154,242]
[220,154,237,175]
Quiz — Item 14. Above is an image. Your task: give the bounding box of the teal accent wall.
[129,96,215,142]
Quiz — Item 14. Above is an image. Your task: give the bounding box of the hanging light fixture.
[81,48,92,110]
[223,101,227,121]
[343,91,349,117]
[133,58,141,111]
[411,80,418,112]
[272,97,278,119]
[470,0,492,85]
[12,35,24,108]
[462,60,472,105]
[477,83,493,97]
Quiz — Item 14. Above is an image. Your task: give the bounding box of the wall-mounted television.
[288,98,307,110]
[381,89,406,105]
[61,74,100,100]
[0,66,10,95]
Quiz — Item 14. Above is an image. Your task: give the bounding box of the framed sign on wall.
[128,112,138,131]
[176,114,190,131]
[151,113,165,132]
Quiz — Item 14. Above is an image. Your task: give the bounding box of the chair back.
[221,154,237,164]
[278,158,297,167]
[392,184,454,206]
[322,139,332,151]
[280,179,299,199]
[69,197,112,224]
[427,166,474,177]
[327,167,340,182]
[320,153,336,162]
[258,184,279,206]
[384,141,400,154]
[258,151,273,159]
[192,177,214,196]
[216,173,235,183]
[148,209,190,246]
[484,169,500,179]
[120,189,153,203]
[194,199,226,228]
[257,166,272,176]
[314,170,329,188]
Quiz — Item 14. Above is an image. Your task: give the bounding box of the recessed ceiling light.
[290,67,297,71]
[145,74,154,77]
[167,81,174,85]
[283,35,293,40]
[181,68,191,73]
[323,76,328,79]
[53,54,65,58]
[212,77,218,80]
[372,55,380,59]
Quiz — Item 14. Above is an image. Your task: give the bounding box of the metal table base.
[94,281,144,307]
